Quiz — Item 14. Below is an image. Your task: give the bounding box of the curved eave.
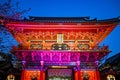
[1,16,120,25]
[26,16,120,24]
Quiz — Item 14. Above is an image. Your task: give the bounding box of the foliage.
[0,0,30,19]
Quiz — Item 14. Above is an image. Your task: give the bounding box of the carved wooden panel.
[11,29,108,50]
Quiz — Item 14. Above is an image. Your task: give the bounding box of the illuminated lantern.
[107,74,115,80]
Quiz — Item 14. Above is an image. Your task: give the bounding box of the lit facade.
[4,16,120,80]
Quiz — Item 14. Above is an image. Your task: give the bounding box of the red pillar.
[75,71,78,80]
[74,70,82,80]
[40,71,46,80]
[21,70,46,80]
[96,70,100,80]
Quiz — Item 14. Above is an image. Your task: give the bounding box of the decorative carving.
[52,53,59,62]
[78,44,90,50]
[52,44,69,50]
[70,52,79,61]
[9,28,107,50]
[42,53,50,61]
[61,53,69,61]
[82,71,90,80]
[89,54,95,62]
[13,51,106,69]
[30,44,42,50]
[25,52,32,61]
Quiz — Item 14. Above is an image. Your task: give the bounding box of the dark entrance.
[46,68,73,80]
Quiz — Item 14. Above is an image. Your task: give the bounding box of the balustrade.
[14,50,106,69]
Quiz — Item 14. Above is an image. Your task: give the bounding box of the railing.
[13,49,108,69]
[14,50,109,62]
[23,61,97,69]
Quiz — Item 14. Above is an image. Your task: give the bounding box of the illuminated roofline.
[0,16,120,24]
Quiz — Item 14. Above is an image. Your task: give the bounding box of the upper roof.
[0,16,120,24]
[28,16,120,23]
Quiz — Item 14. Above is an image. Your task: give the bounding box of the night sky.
[1,0,120,58]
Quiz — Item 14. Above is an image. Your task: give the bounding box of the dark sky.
[1,0,120,58]
[20,0,120,19]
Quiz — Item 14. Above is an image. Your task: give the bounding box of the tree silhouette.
[0,0,31,19]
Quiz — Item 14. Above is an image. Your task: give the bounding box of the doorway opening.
[47,68,73,80]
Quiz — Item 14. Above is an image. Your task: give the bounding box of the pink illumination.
[4,17,118,80]
[76,61,80,67]
[15,50,103,63]
[40,61,44,67]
